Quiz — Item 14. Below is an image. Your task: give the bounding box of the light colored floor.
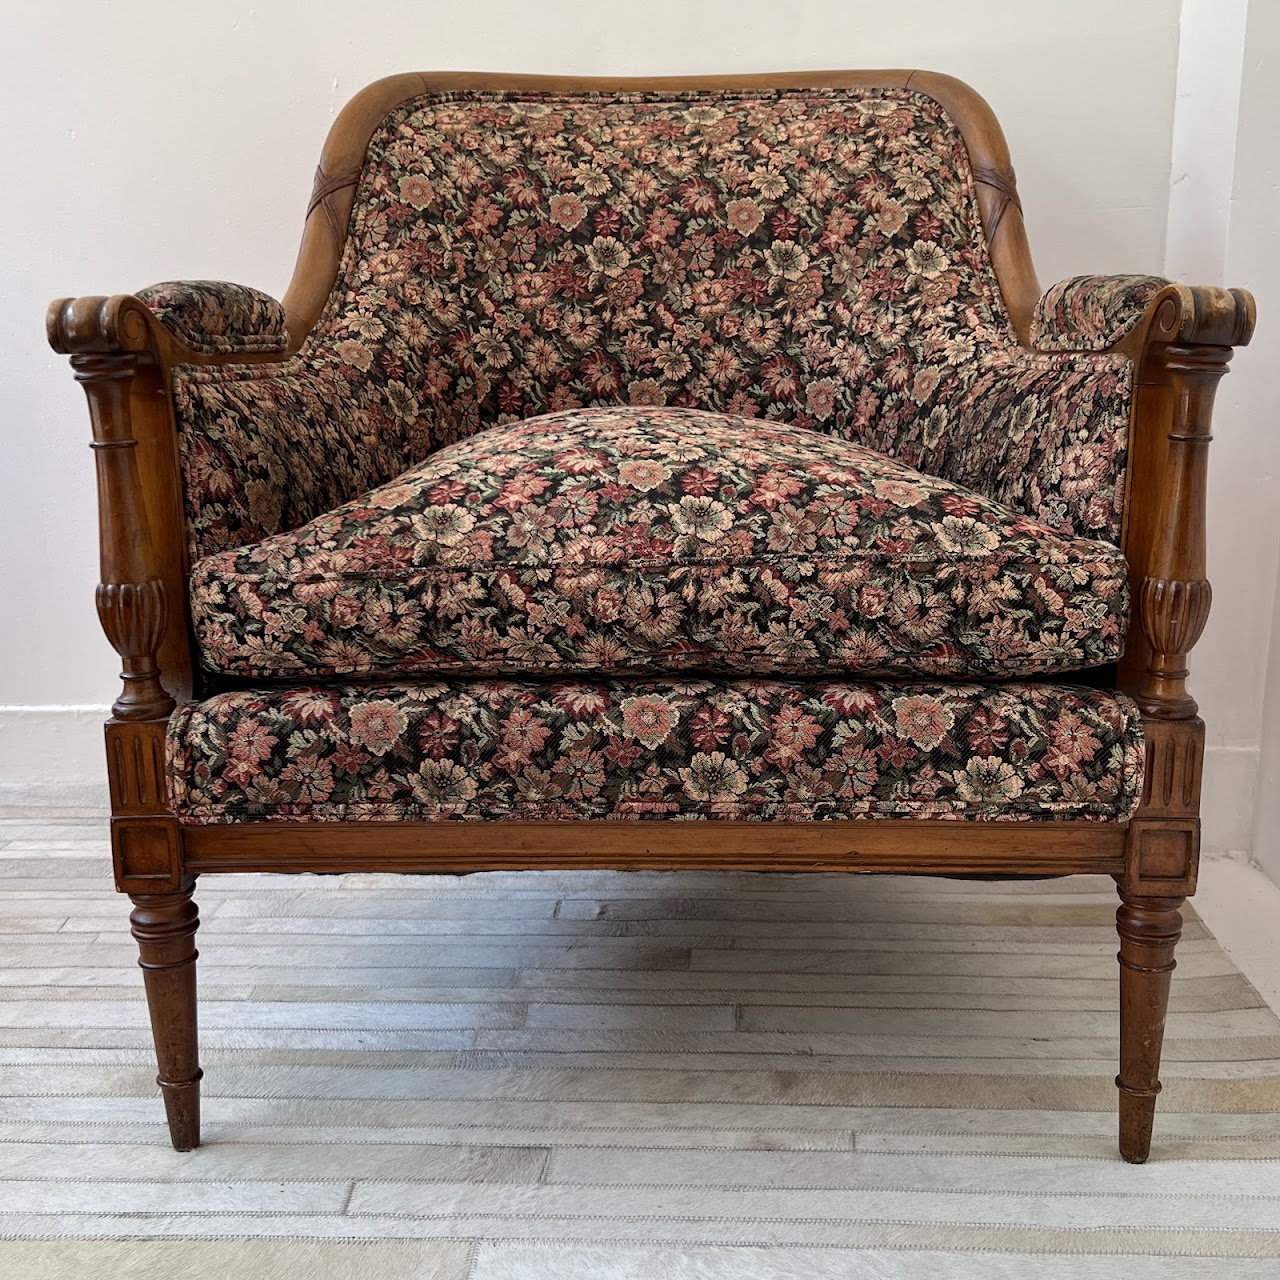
[2,817,1280,1277]
[1192,854,1280,1014]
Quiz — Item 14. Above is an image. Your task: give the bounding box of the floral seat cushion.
[191,406,1128,682]
[167,677,1144,824]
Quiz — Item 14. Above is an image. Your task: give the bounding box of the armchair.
[48,70,1254,1163]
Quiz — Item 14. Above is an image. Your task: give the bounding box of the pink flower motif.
[805,378,838,422]
[628,379,665,406]
[552,686,609,721]
[551,746,606,799]
[397,175,435,209]
[892,695,955,751]
[620,695,679,749]
[617,459,667,491]
[548,193,586,229]
[678,751,748,801]
[348,700,408,756]
[765,705,822,766]
[726,199,763,235]
[334,340,373,372]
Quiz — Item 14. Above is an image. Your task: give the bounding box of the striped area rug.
[2,816,1280,1278]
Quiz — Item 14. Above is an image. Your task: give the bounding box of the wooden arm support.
[48,290,303,894]
[1112,285,1254,904]
[1117,284,1255,721]
[1103,284,1254,1159]
[48,296,195,892]
[47,291,302,708]
[48,296,192,714]
[1135,339,1221,722]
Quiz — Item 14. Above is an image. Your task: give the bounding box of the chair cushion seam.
[198,550,1128,583]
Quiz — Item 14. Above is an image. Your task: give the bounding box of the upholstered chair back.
[172,89,1133,559]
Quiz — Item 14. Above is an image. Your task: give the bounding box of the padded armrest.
[1030,275,1168,352]
[940,347,1134,540]
[135,280,289,355]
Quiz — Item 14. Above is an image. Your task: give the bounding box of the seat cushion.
[190,406,1128,681]
[167,677,1144,824]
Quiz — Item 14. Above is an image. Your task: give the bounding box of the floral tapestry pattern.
[1030,275,1168,353]
[191,407,1129,681]
[168,88,1136,565]
[137,281,289,355]
[167,677,1145,824]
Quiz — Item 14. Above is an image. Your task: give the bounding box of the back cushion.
[364,89,1013,430]
[173,88,1130,560]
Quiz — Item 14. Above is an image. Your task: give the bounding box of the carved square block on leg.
[113,817,182,895]
[105,718,183,894]
[1122,818,1199,898]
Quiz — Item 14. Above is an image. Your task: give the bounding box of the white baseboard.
[0,706,111,810]
[0,707,1263,855]
[1201,743,1261,857]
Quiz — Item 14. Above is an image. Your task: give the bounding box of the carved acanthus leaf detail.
[1139,577,1212,658]
[96,579,175,721]
[1137,577,1212,718]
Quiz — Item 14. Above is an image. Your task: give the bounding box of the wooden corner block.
[106,717,184,893]
[1122,818,1199,897]
[112,816,183,894]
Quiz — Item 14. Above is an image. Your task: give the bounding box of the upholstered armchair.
[48,71,1254,1163]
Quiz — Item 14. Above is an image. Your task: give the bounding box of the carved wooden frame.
[48,70,1255,1162]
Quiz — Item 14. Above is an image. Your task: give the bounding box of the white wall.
[1228,1,1280,878]
[1162,0,1261,857]
[0,0,1187,805]
[1163,0,1280,864]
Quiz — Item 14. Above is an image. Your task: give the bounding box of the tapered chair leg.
[1115,889,1184,1163]
[129,879,202,1150]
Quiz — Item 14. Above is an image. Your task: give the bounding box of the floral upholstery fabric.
[1030,275,1168,353]
[137,281,289,355]
[169,88,1136,564]
[166,677,1145,824]
[190,406,1128,682]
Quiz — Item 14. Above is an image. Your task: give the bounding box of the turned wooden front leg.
[1115,890,1184,1164]
[130,880,202,1150]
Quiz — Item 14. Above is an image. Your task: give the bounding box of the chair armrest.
[937,348,1134,541]
[1114,284,1255,718]
[936,275,1256,549]
[1030,275,1170,352]
[47,294,199,709]
[135,281,289,355]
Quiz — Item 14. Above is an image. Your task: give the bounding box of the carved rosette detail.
[96,579,176,721]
